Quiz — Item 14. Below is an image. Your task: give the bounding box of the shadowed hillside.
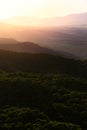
[0,49,86,77]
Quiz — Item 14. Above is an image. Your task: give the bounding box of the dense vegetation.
[0,50,87,129]
[0,72,86,129]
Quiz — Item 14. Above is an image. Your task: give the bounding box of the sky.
[0,0,87,19]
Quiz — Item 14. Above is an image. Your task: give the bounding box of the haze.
[0,0,87,20]
[0,0,87,59]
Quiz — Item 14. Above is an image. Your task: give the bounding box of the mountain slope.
[0,38,77,58]
[0,41,57,54]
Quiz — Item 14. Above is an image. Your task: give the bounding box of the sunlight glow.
[0,0,87,19]
[0,0,45,19]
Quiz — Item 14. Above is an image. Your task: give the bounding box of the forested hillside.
[0,50,86,129]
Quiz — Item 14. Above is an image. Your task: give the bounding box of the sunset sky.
[0,0,87,19]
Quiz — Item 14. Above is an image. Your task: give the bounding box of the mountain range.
[0,12,87,58]
[5,12,87,27]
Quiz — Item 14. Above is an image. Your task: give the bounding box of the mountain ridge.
[0,38,77,59]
